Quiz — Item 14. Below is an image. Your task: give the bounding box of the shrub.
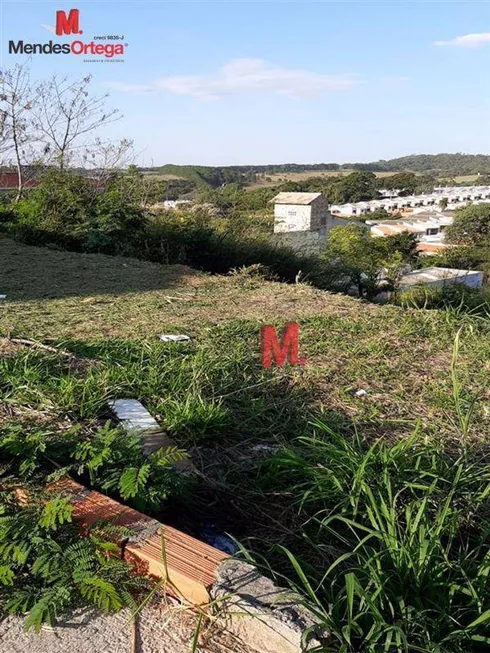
[143,212,341,287]
[0,491,148,630]
[269,423,490,652]
[6,170,147,254]
[0,421,189,513]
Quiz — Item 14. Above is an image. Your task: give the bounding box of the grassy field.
[248,169,400,188]
[440,174,482,184]
[2,234,489,476]
[2,237,490,648]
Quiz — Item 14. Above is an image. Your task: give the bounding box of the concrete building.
[273,192,349,234]
[398,267,484,292]
[272,192,351,255]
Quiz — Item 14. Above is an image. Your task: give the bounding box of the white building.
[330,185,490,218]
[272,192,352,255]
[366,213,454,253]
[398,267,484,292]
[273,192,350,234]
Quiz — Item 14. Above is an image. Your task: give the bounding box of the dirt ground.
[0,600,254,653]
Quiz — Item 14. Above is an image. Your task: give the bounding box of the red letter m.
[56,9,81,36]
[261,322,304,368]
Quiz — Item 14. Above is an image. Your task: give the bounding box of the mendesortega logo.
[9,40,124,58]
[8,9,126,59]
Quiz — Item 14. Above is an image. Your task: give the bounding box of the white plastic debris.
[0,295,6,301]
[109,399,161,433]
[158,334,191,342]
[109,399,195,471]
[355,389,367,397]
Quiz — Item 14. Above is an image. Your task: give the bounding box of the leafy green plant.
[73,422,189,511]
[0,421,189,513]
[268,422,490,652]
[0,491,148,630]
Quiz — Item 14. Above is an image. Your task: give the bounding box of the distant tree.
[330,171,378,204]
[439,197,449,211]
[367,208,391,221]
[378,172,418,195]
[384,232,419,263]
[278,180,303,192]
[445,203,490,246]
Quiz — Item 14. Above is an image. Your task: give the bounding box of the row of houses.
[271,191,485,295]
[272,191,456,255]
[330,186,490,216]
[366,212,454,254]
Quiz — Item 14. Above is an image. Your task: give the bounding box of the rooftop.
[400,267,483,288]
[273,192,322,205]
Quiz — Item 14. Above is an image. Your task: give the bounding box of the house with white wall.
[398,267,484,292]
[272,192,352,255]
[273,192,351,234]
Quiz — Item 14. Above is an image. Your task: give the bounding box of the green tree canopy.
[445,203,490,246]
[325,223,408,299]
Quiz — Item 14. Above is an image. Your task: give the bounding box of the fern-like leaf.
[118,465,150,500]
[23,585,72,631]
[79,577,123,612]
[38,498,73,531]
[151,446,189,467]
[0,564,15,586]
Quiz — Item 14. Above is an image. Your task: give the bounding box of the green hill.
[152,153,490,187]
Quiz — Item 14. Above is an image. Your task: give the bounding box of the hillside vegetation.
[153,153,490,188]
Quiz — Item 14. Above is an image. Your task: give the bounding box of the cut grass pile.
[1,237,490,648]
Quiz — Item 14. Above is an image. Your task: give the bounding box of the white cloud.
[108,58,361,99]
[434,32,490,47]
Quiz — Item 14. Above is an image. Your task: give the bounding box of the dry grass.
[440,174,481,184]
[0,236,375,340]
[248,170,403,189]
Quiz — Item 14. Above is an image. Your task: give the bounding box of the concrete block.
[109,399,161,435]
[109,399,195,472]
[211,559,329,653]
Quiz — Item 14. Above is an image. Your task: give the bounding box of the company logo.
[8,8,127,61]
[56,9,82,36]
[261,323,306,368]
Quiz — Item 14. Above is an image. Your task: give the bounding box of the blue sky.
[2,0,490,165]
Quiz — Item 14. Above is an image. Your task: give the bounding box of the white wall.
[274,204,312,233]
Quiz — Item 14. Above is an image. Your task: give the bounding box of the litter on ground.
[158,334,191,342]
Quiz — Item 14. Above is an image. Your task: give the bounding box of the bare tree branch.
[0,62,39,199]
[32,74,121,169]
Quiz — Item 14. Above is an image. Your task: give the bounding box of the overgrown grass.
[265,423,490,651]
[2,241,490,643]
[397,284,490,318]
